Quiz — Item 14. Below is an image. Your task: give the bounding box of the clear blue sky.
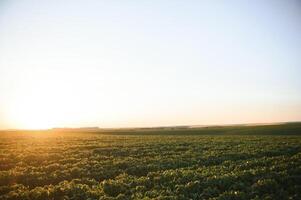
[0,0,300,129]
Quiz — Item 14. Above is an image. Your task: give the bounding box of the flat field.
[0,123,301,200]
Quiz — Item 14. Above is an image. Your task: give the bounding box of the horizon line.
[1,120,300,132]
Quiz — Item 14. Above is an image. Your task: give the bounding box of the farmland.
[0,123,301,200]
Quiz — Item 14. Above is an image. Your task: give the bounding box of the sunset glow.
[0,0,301,129]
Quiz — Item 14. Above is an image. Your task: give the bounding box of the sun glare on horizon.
[7,88,67,130]
[3,71,98,130]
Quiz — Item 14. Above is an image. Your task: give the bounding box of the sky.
[0,0,301,129]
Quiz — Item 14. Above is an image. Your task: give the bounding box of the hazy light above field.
[0,0,301,129]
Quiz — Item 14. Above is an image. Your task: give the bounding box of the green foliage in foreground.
[0,130,301,199]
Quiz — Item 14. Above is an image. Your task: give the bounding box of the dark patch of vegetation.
[96,122,301,135]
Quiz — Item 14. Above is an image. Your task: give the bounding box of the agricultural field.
[0,123,301,200]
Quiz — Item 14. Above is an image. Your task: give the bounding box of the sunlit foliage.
[0,128,300,199]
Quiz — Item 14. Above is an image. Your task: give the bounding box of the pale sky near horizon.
[0,0,301,129]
